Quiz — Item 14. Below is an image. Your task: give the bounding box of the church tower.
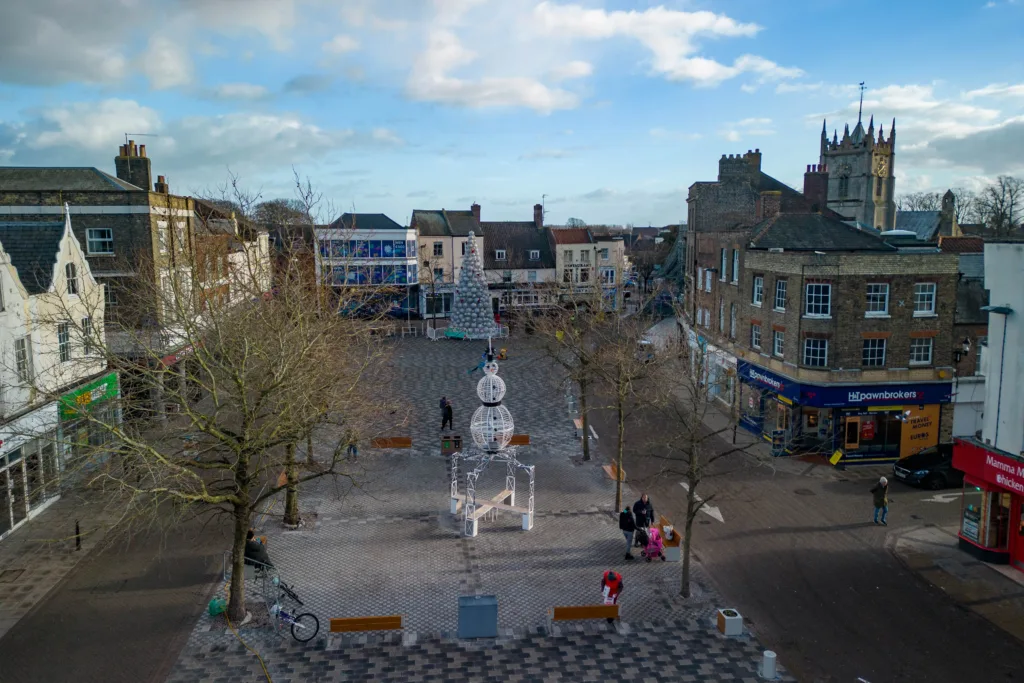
[820,106,896,230]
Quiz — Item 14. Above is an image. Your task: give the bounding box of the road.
[589,400,1024,683]
[0,515,226,683]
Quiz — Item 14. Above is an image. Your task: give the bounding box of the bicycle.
[249,561,304,606]
[269,598,319,643]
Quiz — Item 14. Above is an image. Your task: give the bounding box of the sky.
[0,0,1022,227]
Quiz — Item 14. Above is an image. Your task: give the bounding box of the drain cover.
[0,569,25,583]
[794,488,816,496]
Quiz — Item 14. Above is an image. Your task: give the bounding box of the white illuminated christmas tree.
[450,231,499,339]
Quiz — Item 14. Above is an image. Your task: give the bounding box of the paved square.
[169,337,793,681]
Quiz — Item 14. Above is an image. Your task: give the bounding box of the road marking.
[589,425,599,440]
[679,482,725,523]
[922,492,961,503]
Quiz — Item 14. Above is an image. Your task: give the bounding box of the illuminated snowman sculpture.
[450,343,535,537]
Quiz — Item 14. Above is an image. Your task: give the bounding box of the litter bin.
[458,595,498,639]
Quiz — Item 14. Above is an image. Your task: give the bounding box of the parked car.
[892,444,963,490]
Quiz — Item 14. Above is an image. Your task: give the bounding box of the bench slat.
[552,605,619,621]
[371,437,412,449]
[330,616,403,632]
[509,434,530,446]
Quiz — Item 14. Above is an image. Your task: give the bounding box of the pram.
[641,527,666,562]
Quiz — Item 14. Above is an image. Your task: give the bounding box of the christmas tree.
[450,231,499,340]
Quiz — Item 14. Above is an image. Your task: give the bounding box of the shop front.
[681,324,736,409]
[0,403,61,542]
[952,438,1024,572]
[58,371,121,466]
[737,361,951,463]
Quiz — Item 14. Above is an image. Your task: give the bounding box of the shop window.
[563,269,571,283]
[865,283,889,316]
[914,283,936,316]
[751,324,762,349]
[805,283,831,317]
[774,279,787,311]
[910,338,934,365]
[961,488,1011,550]
[803,338,828,367]
[862,338,886,367]
[752,275,763,305]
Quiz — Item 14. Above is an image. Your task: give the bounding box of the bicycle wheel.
[290,613,319,643]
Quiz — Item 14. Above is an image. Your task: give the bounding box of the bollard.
[761,650,777,679]
[75,520,81,551]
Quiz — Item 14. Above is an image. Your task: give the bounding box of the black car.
[892,444,963,490]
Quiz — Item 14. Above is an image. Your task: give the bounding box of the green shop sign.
[60,372,119,420]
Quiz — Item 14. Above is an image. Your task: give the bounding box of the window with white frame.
[729,303,736,338]
[581,250,590,263]
[65,263,79,296]
[104,283,117,307]
[698,266,704,285]
[774,279,787,311]
[751,323,762,348]
[719,299,725,333]
[601,267,615,284]
[731,249,739,283]
[495,249,506,261]
[773,330,785,357]
[433,267,444,281]
[15,336,32,382]
[600,248,609,260]
[82,317,93,354]
[720,248,727,280]
[865,283,889,316]
[976,336,987,375]
[157,221,168,253]
[803,338,828,367]
[502,271,512,283]
[58,322,71,362]
[805,282,832,317]
[752,275,763,305]
[87,228,114,255]
[564,249,573,263]
[529,250,540,260]
[910,337,934,365]
[528,270,537,282]
[914,283,936,315]
[705,270,712,292]
[862,338,886,366]
[433,241,443,257]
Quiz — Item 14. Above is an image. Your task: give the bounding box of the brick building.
[683,150,960,465]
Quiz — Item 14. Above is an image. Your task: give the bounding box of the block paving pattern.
[170,337,792,681]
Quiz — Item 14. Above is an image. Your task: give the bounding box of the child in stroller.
[641,527,666,562]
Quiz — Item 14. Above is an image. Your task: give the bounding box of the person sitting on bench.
[244,529,273,568]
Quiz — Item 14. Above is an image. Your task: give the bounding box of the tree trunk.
[614,393,625,512]
[227,505,249,621]
[306,429,314,465]
[284,442,300,526]
[579,375,591,461]
[680,482,699,598]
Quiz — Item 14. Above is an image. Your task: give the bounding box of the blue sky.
[1,0,1022,226]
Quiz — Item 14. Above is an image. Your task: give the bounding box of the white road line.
[922,492,961,503]
[679,482,725,523]
[589,425,599,440]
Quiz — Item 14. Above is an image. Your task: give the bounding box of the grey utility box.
[458,595,498,639]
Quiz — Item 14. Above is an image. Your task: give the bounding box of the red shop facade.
[952,438,1024,572]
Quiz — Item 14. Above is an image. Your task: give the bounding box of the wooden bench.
[330,615,403,633]
[602,462,626,482]
[467,489,515,521]
[551,604,619,622]
[573,418,584,438]
[657,514,681,562]
[508,434,530,446]
[370,436,412,449]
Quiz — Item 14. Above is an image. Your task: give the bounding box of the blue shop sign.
[737,361,801,402]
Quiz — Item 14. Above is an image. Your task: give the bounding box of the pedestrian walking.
[871,476,889,525]
[632,493,655,546]
[439,396,447,429]
[345,429,358,460]
[618,507,636,560]
[442,400,454,431]
[600,570,623,623]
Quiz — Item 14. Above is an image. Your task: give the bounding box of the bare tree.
[950,187,980,225]
[977,175,1024,237]
[565,217,587,228]
[419,243,451,320]
[895,191,942,213]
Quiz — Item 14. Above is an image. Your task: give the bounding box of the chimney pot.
[139,144,146,157]
[755,148,759,153]
[807,165,811,172]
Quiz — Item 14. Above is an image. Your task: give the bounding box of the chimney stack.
[534,203,544,228]
[803,163,829,213]
[471,203,481,222]
[114,139,153,193]
[154,175,169,194]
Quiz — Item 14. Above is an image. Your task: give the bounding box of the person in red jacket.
[600,570,623,623]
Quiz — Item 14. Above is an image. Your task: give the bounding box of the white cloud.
[719,117,775,141]
[27,100,163,151]
[209,83,270,100]
[140,35,193,90]
[371,128,404,145]
[519,148,576,160]
[963,83,1024,99]
[547,61,594,82]
[323,34,360,55]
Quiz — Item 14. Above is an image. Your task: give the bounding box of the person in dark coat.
[244,529,273,568]
[439,396,447,429]
[871,476,889,525]
[618,507,636,560]
[442,400,454,431]
[632,494,654,546]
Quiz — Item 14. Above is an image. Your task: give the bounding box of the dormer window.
[529,250,540,261]
[495,249,507,261]
[66,263,79,296]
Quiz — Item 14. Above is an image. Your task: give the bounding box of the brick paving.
[169,337,793,681]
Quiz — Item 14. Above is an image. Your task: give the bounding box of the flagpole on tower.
[857,82,866,124]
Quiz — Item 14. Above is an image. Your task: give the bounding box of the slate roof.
[895,211,942,240]
[0,167,144,192]
[411,209,480,236]
[480,222,555,270]
[958,253,984,280]
[938,236,984,254]
[330,213,406,232]
[749,213,895,252]
[550,228,594,244]
[0,221,65,294]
